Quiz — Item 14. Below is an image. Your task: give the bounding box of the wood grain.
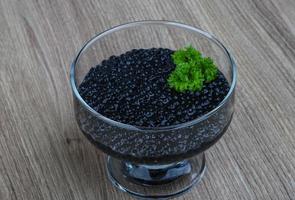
[0,0,294,199]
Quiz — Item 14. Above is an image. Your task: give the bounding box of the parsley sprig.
[168,46,218,92]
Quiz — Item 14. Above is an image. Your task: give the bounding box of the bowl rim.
[70,20,237,132]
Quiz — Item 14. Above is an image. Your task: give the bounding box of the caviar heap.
[79,47,229,127]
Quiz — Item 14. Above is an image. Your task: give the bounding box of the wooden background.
[0,0,294,199]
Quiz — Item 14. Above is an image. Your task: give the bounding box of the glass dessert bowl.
[70,20,237,199]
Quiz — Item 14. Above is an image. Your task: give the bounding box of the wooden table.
[1,0,294,199]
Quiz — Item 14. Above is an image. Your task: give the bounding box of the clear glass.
[70,20,237,199]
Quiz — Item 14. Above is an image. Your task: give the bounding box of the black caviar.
[79,48,230,127]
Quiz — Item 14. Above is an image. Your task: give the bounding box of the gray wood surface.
[0,0,294,199]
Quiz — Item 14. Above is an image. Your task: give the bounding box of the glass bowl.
[70,20,237,199]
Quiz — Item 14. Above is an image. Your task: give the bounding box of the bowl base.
[107,153,206,199]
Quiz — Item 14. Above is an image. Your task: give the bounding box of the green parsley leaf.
[168,46,218,92]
